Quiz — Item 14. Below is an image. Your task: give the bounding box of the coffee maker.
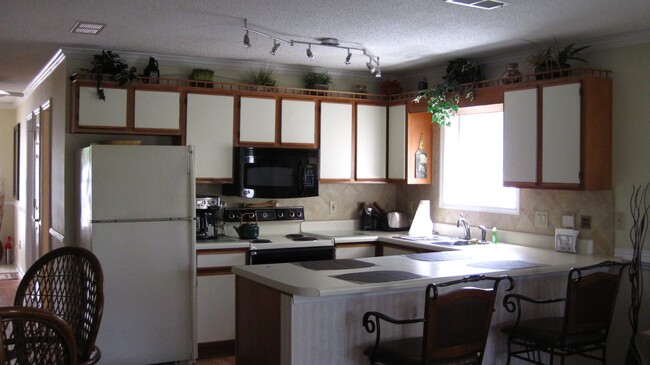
[196,197,222,240]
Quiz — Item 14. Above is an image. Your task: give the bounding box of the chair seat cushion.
[363,337,480,365]
[502,317,606,348]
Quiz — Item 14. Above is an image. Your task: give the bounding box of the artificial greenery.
[527,39,590,77]
[304,70,331,88]
[88,50,137,100]
[414,58,483,126]
[240,66,277,86]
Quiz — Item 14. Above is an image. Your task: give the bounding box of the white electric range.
[223,206,334,264]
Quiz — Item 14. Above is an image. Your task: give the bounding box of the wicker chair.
[501,260,629,365]
[0,306,78,365]
[362,275,515,365]
[14,246,104,365]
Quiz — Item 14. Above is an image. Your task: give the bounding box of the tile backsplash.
[199,178,614,256]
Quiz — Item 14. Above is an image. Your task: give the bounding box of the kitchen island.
[233,242,617,365]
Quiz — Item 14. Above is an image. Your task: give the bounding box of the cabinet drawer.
[197,251,247,268]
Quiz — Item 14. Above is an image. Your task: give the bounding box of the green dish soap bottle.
[492,227,498,244]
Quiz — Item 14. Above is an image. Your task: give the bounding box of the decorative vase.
[143,57,159,84]
[502,63,522,84]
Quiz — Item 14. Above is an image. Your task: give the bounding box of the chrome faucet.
[457,213,471,239]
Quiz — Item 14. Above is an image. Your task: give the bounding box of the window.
[440,104,519,214]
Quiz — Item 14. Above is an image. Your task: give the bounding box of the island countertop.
[231,243,616,297]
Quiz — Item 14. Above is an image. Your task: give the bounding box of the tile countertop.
[231,243,616,298]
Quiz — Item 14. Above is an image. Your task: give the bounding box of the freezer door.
[81,145,194,221]
[90,220,195,364]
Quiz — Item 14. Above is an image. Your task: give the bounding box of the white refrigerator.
[78,144,196,364]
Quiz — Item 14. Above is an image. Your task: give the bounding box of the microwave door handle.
[298,162,305,193]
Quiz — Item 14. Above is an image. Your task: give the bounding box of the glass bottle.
[502,63,522,84]
[415,133,427,179]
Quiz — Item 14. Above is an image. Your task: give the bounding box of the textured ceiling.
[1,0,650,105]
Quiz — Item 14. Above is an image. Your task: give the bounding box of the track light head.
[306,45,314,60]
[243,31,251,48]
[345,49,352,65]
[366,60,376,73]
[270,40,281,55]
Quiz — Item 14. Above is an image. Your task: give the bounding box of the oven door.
[250,246,334,265]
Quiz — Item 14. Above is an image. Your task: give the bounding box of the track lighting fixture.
[243,32,251,48]
[366,60,376,73]
[242,18,380,76]
[243,19,251,48]
[270,40,281,55]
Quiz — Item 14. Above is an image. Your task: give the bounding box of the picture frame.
[555,228,578,253]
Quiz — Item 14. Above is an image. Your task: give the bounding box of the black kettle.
[144,57,159,84]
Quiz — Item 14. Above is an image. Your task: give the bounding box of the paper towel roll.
[409,200,433,236]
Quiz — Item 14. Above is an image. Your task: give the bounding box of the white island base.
[234,245,616,364]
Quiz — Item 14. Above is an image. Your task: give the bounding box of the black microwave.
[222,147,319,199]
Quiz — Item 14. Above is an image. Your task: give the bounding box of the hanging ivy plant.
[86,50,137,100]
[414,58,484,126]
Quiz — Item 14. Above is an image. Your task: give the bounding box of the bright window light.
[440,104,519,214]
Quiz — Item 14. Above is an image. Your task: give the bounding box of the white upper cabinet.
[504,82,591,189]
[356,104,387,179]
[134,90,180,130]
[320,102,352,180]
[503,88,538,184]
[239,97,276,143]
[387,104,406,180]
[542,83,581,184]
[281,99,316,144]
[78,86,127,128]
[186,93,234,180]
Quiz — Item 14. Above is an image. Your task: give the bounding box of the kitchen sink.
[394,235,476,246]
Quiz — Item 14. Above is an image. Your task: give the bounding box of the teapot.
[234,213,259,239]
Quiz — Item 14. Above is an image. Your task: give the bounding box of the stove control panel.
[224,206,305,222]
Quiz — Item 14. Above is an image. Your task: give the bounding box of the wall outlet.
[329,201,337,215]
[534,210,549,228]
[561,214,575,228]
[614,211,625,230]
[581,215,592,230]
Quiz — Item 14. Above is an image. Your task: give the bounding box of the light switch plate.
[329,201,337,215]
[615,211,625,230]
[534,210,549,228]
[561,214,575,228]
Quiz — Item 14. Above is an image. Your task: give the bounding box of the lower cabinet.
[335,242,376,259]
[197,275,235,343]
[196,248,247,355]
[379,242,433,256]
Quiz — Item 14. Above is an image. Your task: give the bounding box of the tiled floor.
[0,266,235,364]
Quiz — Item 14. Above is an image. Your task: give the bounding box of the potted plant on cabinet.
[304,70,331,90]
[240,66,278,91]
[86,50,137,100]
[414,58,483,126]
[527,40,590,79]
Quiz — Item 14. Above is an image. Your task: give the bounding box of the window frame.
[439,104,520,215]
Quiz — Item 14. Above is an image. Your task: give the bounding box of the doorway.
[25,100,52,266]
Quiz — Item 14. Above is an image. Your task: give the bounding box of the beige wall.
[0,108,17,246]
[396,42,650,257]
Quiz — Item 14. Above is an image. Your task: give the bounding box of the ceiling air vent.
[69,21,106,35]
[444,0,507,10]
